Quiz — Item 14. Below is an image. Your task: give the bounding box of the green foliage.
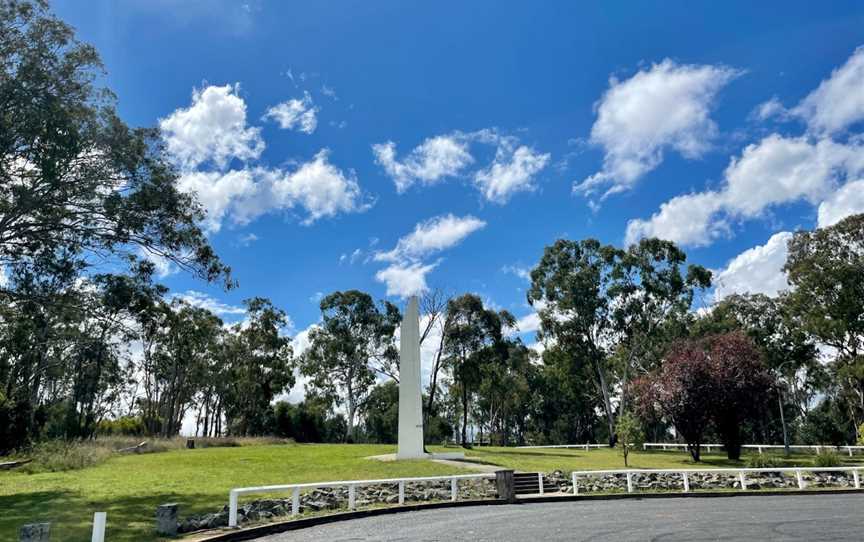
[746,454,785,468]
[95,416,146,436]
[300,290,400,441]
[858,424,864,446]
[615,411,644,467]
[813,450,841,468]
[799,398,853,446]
[22,440,113,473]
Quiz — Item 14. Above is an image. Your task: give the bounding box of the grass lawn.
[457,446,864,472]
[3,443,861,541]
[0,443,466,542]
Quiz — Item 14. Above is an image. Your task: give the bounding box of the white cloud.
[160,84,264,170]
[372,136,474,192]
[515,311,541,334]
[626,135,864,246]
[474,145,550,203]
[502,265,531,282]
[263,91,319,134]
[817,179,864,228]
[375,261,439,299]
[713,232,792,300]
[138,248,178,278]
[172,290,247,318]
[177,151,369,232]
[177,169,256,233]
[751,96,788,122]
[625,191,726,247]
[576,60,741,197]
[792,46,864,136]
[375,214,486,263]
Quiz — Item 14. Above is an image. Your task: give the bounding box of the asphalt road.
[256,494,864,541]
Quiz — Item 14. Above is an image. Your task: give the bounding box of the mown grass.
[3,442,861,541]
[0,443,466,542]
[454,445,864,473]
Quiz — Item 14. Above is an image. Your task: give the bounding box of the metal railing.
[570,466,862,495]
[227,473,497,527]
[642,443,864,456]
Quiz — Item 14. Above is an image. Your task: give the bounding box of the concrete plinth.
[19,523,50,542]
[155,503,178,536]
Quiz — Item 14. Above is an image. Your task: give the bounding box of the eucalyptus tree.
[300,290,400,441]
[442,294,514,447]
[784,213,864,440]
[221,297,294,436]
[0,0,232,294]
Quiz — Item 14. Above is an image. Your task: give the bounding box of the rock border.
[192,488,864,542]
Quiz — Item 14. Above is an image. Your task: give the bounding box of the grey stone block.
[156,503,179,536]
[19,523,50,542]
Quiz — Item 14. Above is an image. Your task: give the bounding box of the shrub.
[813,450,841,468]
[746,454,784,468]
[858,424,864,446]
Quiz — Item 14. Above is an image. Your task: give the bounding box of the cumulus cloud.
[792,46,864,136]
[263,91,319,134]
[751,96,788,122]
[373,129,550,202]
[713,232,793,300]
[626,135,864,246]
[475,145,550,203]
[372,136,474,192]
[375,261,439,299]
[176,151,368,233]
[160,84,264,170]
[576,60,741,197]
[373,214,486,298]
[817,179,864,228]
[375,214,486,263]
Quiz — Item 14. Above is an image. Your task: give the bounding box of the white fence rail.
[570,466,862,495]
[642,443,864,456]
[227,473,496,527]
[517,444,608,450]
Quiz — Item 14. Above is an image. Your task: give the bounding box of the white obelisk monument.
[397,296,426,459]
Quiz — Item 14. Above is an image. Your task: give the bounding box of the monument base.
[395,451,466,461]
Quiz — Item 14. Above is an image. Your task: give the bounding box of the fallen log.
[0,458,33,470]
[116,441,148,453]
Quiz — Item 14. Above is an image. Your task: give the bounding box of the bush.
[746,454,784,468]
[858,424,864,446]
[813,450,841,468]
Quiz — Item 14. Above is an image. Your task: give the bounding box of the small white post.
[848,447,853,458]
[572,472,579,495]
[738,471,746,490]
[796,469,804,490]
[398,481,405,504]
[538,473,544,495]
[229,490,239,527]
[642,443,647,451]
[682,472,690,493]
[91,512,106,542]
[852,469,860,489]
[292,487,300,516]
[816,445,822,454]
[451,478,458,502]
[758,446,763,455]
[626,472,633,493]
[348,484,356,510]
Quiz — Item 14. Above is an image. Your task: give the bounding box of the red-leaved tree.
[634,332,774,461]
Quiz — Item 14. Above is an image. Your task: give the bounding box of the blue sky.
[54,0,864,348]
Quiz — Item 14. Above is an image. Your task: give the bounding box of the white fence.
[227,473,496,527]
[642,443,864,456]
[517,444,608,450]
[570,466,862,495]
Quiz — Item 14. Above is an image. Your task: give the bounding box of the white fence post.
[398,481,405,504]
[738,471,746,490]
[796,469,804,490]
[572,472,579,495]
[451,478,458,502]
[538,473,544,495]
[682,472,690,493]
[626,472,633,493]
[292,487,300,516]
[852,469,860,490]
[229,490,239,527]
[348,484,356,510]
[91,512,106,542]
